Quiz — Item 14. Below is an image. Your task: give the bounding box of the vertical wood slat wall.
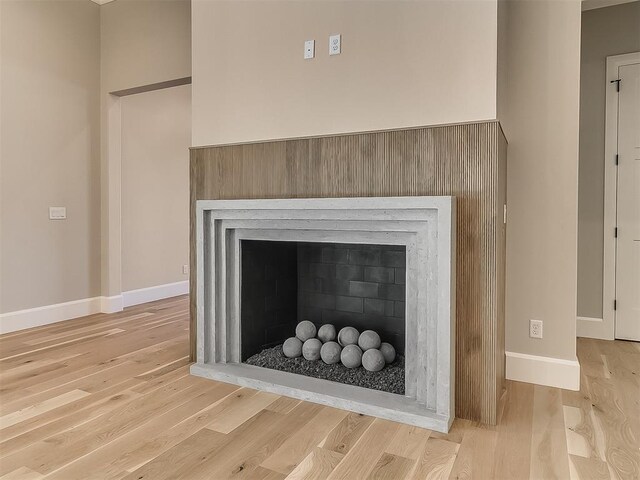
[189,120,507,425]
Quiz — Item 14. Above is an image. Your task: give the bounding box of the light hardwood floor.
[0,296,638,479]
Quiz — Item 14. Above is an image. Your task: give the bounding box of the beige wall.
[191,0,498,147]
[502,0,582,360]
[496,0,508,123]
[121,85,191,292]
[0,0,100,313]
[100,0,191,94]
[100,0,191,297]
[0,0,191,315]
[577,1,640,319]
[191,0,584,364]
[1,0,584,369]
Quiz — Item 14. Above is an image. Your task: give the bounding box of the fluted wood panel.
[189,121,507,424]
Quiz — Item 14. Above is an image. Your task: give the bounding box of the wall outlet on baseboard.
[529,319,543,339]
[182,265,189,275]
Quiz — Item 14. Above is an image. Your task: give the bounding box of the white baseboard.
[506,351,580,391]
[122,281,189,308]
[0,282,188,335]
[577,316,614,340]
[101,295,124,314]
[0,295,126,335]
[0,297,103,335]
[0,281,189,335]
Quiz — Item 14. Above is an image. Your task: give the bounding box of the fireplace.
[240,240,407,395]
[190,196,456,432]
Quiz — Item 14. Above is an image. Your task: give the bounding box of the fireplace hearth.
[190,196,456,432]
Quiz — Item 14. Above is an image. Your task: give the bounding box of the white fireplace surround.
[190,196,456,432]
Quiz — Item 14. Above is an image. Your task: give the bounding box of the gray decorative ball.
[358,330,381,351]
[302,338,322,361]
[320,341,342,364]
[317,324,337,343]
[340,344,363,368]
[362,349,385,372]
[337,326,360,347]
[379,342,396,364]
[283,337,303,358]
[296,320,317,342]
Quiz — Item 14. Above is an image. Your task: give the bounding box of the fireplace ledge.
[191,362,452,431]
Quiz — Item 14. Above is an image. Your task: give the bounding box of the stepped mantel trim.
[190,196,456,432]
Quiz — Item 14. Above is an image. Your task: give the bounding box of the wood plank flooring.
[1,296,638,479]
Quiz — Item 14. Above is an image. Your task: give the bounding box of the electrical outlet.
[529,319,543,339]
[182,265,189,275]
[329,34,341,55]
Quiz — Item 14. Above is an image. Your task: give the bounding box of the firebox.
[240,240,407,394]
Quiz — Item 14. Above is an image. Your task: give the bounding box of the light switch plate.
[49,207,67,220]
[329,34,341,55]
[304,40,315,59]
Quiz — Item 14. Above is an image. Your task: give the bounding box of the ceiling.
[582,0,638,10]
[88,0,638,11]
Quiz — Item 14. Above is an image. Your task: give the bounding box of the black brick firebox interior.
[240,240,406,361]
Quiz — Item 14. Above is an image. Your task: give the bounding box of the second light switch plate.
[304,40,315,59]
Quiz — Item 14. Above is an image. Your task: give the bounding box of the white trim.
[0,296,124,335]
[122,281,189,308]
[603,52,640,341]
[105,94,123,299]
[576,316,610,340]
[101,295,124,314]
[505,351,580,391]
[0,283,188,335]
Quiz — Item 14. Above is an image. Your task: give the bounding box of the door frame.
[102,77,192,313]
[599,52,640,340]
